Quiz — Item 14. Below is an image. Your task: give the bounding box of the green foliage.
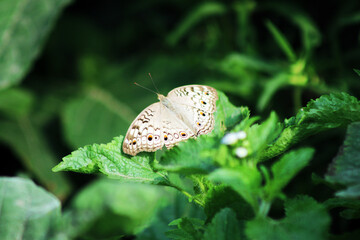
[261,92,360,160]
[2,0,360,239]
[53,136,169,185]
[63,179,166,239]
[246,196,330,240]
[0,177,61,240]
[0,0,71,89]
[326,122,360,198]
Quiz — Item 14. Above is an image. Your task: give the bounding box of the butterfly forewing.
[122,85,218,156]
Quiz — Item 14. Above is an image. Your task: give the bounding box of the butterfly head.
[157,93,166,101]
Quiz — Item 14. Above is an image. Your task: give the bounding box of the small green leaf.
[204,186,253,222]
[246,196,330,240]
[0,0,72,89]
[257,73,289,111]
[215,91,250,132]
[354,69,360,77]
[137,187,205,240]
[246,111,283,160]
[326,122,360,198]
[167,2,226,46]
[264,148,315,201]
[266,20,296,62]
[166,217,204,240]
[53,136,169,185]
[0,177,61,240]
[208,165,262,210]
[203,208,243,240]
[64,179,166,239]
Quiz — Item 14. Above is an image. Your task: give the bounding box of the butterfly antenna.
[148,73,160,94]
[134,82,158,95]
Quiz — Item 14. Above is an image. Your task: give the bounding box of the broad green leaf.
[156,136,218,174]
[0,177,62,240]
[246,196,330,240]
[0,0,71,89]
[264,148,314,201]
[261,93,360,160]
[166,217,204,240]
[0,119,71,198]
[167,2,226,46]
[0,88,33,118]
[64,179,166,239]
[326,122,360,198]
[204,186,253,222]
[208,165,262,210]
[203,208,243,240]
[62,87,136,148]
[53,136,169,185]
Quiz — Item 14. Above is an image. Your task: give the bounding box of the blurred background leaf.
[0,0,72,89]
[0,177,62,240]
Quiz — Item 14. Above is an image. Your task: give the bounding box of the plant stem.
[167,182,205,207]
[258,200,271,218]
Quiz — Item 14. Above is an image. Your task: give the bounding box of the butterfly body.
[123,85,218,156]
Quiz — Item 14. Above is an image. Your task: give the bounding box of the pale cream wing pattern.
[122,103,194,156]
[167,85,218,135]
[122,85,218,156]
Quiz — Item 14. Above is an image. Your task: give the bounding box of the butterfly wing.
[122,102,195,156]
[167,85,218,135]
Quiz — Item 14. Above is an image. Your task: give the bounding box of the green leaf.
[62,87,136,148]
[53,136,169,185]
[354,69,360,77]
[246,196,330,240]
[261,93,360,160]
[266,20,296,62]
[215,91,250,132]
[0,177,61,240]
[167,2,226,46]
[0,119,71,198]
[246,111,283,160]
[0,88,34,118]
[264,148,315,201]
[166,217,204,240]
[208,165,262,210]
[257,73,289,111]
[64,179,166,239]
[136,187,205,240]
[0,0,71,89]
[326,122,360,198]
[203,208,243,240]
[204,186,253,222]
[156,136,218,174]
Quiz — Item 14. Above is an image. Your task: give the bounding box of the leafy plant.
[1,0,360,239]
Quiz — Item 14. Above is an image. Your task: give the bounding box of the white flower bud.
[235,147,248,158]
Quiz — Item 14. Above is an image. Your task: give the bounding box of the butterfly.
[122,85,218,156]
